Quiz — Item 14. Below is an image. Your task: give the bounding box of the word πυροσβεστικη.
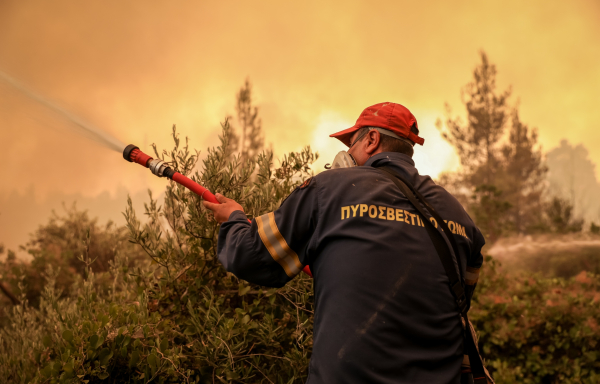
[340,204,469,239]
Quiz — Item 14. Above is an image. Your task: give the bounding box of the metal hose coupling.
[147,158,175,178]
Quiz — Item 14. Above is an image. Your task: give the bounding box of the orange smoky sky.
[1,0,599,253]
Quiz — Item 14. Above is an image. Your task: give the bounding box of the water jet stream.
[0,69,125,152]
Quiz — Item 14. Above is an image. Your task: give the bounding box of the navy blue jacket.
[217,152,485,384]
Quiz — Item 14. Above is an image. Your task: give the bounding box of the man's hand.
[202,193,244,224]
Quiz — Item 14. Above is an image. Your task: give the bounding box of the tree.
[437,52,548,241]
[437,51,511,187]
[229,79,265,162]
[544,196,583,233]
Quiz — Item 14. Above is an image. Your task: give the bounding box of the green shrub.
[0,205,145,310]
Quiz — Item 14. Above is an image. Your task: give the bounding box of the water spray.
[0,69,125,152]
[123,144,313,277]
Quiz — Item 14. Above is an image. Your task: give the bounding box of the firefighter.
[203,102,489,384]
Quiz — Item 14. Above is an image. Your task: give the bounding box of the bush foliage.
[0,206,145,309]
[472,258,600,383]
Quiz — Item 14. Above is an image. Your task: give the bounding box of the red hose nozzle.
[123,144,152,167]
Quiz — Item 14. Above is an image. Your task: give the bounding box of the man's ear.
[365,130,381,155]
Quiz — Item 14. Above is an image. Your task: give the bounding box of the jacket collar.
[364,152,415,168]
[364,152,418,181]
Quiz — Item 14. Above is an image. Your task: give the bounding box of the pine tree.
[437,52,547,242]
[229,79,264,162]
[437,51,511,187]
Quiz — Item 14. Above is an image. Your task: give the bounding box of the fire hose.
[123,144,313,277]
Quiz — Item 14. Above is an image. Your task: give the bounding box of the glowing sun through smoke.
[309,110,458,179]
[410,111,459,179]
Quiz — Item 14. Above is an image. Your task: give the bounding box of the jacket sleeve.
[216,178,319,288]
[465,228,485,303]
